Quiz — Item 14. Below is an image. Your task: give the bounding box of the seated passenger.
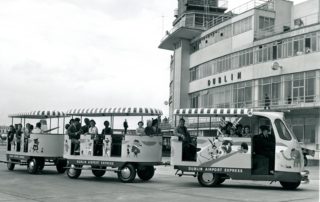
[144,120,153,136]
[175,118,198,161]
[32,122,43,134]
[7,125,15,151]
[235,124,243,137]
[136,121,144,135]
[243,125,252,137]
[101,120,112,135]
[229,128,237,137]
[67,119,80,155]
[253,125,275,173]
[40,119,48,132]
[15,124,22,152]
[80,118,90,134]
[151,119,161,135]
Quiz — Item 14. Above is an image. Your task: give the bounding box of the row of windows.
[190,71,318,108]
[191,16,252,52]
[190,31,320,82]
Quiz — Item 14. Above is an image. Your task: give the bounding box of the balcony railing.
[255,12,320,40]
[207,0,274,29]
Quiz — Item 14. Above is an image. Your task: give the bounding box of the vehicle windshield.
[274,119,293,141]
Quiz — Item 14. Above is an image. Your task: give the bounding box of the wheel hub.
[202,173,214,182]
[121,167,131,179]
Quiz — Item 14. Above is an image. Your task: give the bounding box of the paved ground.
[0,146,319,202]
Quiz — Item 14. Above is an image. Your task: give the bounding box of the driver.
[175,118,198,161]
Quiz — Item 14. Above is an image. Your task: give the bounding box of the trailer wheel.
[7,162,15,171]
[197,172,221,187]
[280,181,301,190]
[118,163,136,183]
[137,166,155,181]
[92,166,106,177]
[67,164,82,179]
[27,158,39,174]
[56,159,67,174]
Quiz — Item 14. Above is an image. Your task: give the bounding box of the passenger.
[175,118,198,161]
[15,124,22,152]
[151,119,161,135]
[243,125,252,137]
[80,118,90,134]
[7,125,15,151]
[235,124,243,137]
[64,124,70,134]
[123,119,128,134]
[225,122,233,135]
[253,125,275,173]
[67,119,80,155]
[89,120,102,156]
[23,123,31,152]
[101,120,112,135]
[32,122,43,134]
[136,121,144,135]
[30,125,34,133]
[74,118,82,132]
[229,128,237,137]
[144,120,153,136]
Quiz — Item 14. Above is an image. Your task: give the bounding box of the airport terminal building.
[159,0,320,154]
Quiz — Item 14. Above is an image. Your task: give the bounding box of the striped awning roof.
[9,110,67,119]
[173,108,253,117]
[67,107,163,116]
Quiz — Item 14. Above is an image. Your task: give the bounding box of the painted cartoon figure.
[104,138,110,157]
[280,148,302,168]
[32,138,39,152]
[127,145,131,157]
[131,139,142,157]
[64,139,69,153]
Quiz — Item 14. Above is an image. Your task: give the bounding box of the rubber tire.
[38,158,45,171]
[67,164,82,179]
[92,166,106,177]
[27,158,39,174]
[7,162,15,171]
[137,166,155,181]
[117,164,136,183]
[197,172,221,187]
[304,155,308,167]
[56,160,67,174]
[280,181,301,190]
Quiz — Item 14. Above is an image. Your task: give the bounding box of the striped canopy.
[67,107,163,116]
[174,108,253,117]
[9,110,67,119]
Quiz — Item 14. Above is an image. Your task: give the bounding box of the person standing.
[67,119,80,155]
[175,118,197,161]
[123,119,128,134]
[15,124,22,152]
[7,125,15,151]
[80,118,90,134]
[264,94,271,110]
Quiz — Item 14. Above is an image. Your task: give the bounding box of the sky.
[0,0,307,126]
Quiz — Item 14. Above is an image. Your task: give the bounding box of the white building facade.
[159,0,320,152]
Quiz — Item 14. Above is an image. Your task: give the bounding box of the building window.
[233,81,252,108]
[233,16,252,35]
[259,76,281,107]
[190,94,199,108]
[259,16,275,31]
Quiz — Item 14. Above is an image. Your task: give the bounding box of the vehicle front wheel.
[280,181,301,190]
[27,158,38,174]
[137,166,155,181]
[56,159,67,174]
[118,164,136,183]
[7,162,15,171]
[67,164,82,179]
[92,166,106,177]
[197,172,221,187]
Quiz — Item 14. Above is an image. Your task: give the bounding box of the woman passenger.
[15,124,22,152]
[89,120,102,156]
[243,125,252,138]
[136,121,144,135]
[23,123,31,152]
